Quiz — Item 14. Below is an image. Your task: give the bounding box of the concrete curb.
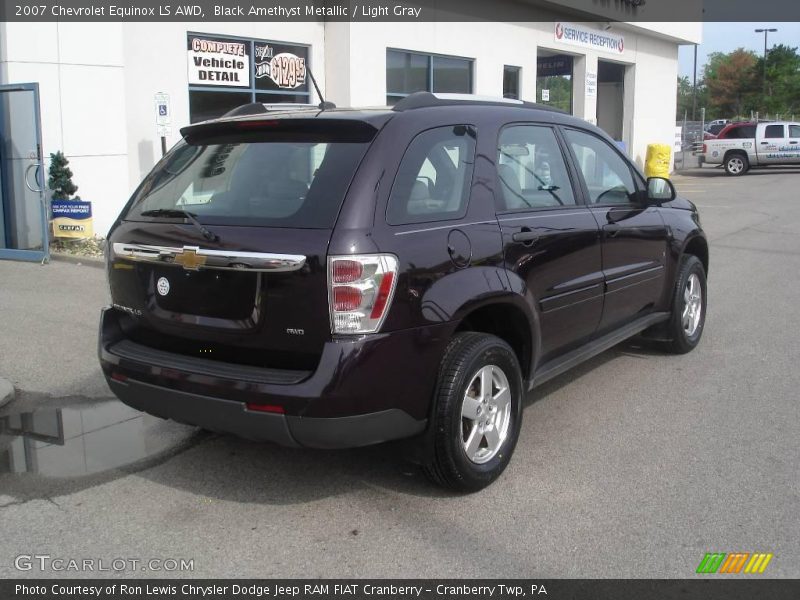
[0,378,15,409]
[49,252,105,269]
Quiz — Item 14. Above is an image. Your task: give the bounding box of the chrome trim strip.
[112,243,306,272]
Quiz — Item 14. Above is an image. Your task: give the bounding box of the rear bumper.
[106,377,424,449]
[99,308,451,448]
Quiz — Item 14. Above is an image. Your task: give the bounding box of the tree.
[755,44,800,116]
[47,151,79,201]
[703,48,759,118]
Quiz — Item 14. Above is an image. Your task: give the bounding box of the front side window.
[564,129,638,205]
[386,126,476,225]
[496,125,576,210]
[789,125,800,138]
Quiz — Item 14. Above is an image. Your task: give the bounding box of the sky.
[677,22,800,80]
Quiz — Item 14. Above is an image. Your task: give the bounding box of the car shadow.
[1,339,663,506]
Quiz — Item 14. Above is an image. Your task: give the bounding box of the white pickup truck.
[702,121,800,175]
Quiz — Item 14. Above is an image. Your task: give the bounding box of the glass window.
[724,125,756,139]
[565,129,638,205]
[387,126,477,225]
[432,56,472,93]
[503,66,521,100]
[124,129,373,229]
[789,125,800,138]
[764,125,785,139]
[386,50,473,105]
[187,33,311,123]
[387,50,429,96]
[496,126,576,210]
[189,91,253,124]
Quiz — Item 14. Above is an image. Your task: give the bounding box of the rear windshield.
[124,129,372,228]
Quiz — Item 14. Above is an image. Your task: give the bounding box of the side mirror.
[646,177,676,203]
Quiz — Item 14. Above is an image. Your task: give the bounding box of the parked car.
[702,121,800,175]
[705,119,729,131]
[99,92,709,491]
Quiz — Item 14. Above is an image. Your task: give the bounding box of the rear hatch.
[107,116,378,372]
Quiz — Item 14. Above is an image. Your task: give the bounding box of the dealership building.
[0,15,700,241]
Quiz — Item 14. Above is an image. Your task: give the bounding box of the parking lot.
[1,166,798,578]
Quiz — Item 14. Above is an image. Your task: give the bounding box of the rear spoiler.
[180,117,380,144]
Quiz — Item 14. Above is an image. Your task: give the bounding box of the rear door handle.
[512,228,539,246]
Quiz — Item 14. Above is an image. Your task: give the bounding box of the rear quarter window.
[386,125,477,225]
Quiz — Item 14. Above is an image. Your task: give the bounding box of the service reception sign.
[51,200,93,239]
[187,35,250,87]
[555,22,624,54]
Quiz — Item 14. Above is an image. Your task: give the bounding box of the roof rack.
[392,91,561,113]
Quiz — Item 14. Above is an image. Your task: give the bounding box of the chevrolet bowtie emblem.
[174,247,207,271]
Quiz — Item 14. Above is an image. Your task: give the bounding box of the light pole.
[755,28,777,97]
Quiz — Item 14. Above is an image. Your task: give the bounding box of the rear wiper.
[140,209,220,243]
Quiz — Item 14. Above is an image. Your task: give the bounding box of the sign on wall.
[51,200,93,239]
[154,92,171,136]
[555,22,625,54]
[187,34,250,87]
[585,71,598,97]
[254,42,309,92]
[537,55,573,77]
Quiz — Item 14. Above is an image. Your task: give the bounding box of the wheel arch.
[452,296,537,382]
[682,234,709,277]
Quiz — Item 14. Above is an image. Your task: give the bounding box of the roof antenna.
[307,67,336,111]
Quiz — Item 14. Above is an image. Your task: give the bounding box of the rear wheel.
[664,255,707,354]
[423,332,523,492]
[724,153,749,176]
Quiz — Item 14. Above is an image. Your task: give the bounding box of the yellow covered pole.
[645,143,672,179]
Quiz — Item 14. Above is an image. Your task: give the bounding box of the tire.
[724,152,749,176]
[664,255,707,354]
[423,332,524,492]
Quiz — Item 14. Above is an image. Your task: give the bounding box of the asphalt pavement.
[1,166,798,578]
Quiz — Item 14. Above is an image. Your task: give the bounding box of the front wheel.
[423,332,524,492]
[664,255,707,354]
[724,153,749,176]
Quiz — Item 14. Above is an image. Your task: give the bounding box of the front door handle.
[512,228,539,246]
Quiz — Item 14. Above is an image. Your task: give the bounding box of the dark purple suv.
[99,92,708,491]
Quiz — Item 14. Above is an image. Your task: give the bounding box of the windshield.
[124,132,371,228]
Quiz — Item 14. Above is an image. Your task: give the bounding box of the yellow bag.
[645,144,672,179]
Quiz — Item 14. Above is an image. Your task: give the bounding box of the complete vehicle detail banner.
[4,580,800,600]
[2,0,800,22]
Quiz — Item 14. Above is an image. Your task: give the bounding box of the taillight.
[328,254,398,334]
[702,143,707,153]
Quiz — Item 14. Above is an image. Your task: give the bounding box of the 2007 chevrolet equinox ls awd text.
[99,92,708,491]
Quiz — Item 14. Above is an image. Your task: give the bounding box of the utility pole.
[692,44,698,121]
[755,28,778,97]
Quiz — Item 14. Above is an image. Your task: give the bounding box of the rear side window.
[124,129,372,228]
[723,125,756,139]
[497,125,576,210]
[789,125,800,138]
[386,125,476,225]
[764,125,785,139]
